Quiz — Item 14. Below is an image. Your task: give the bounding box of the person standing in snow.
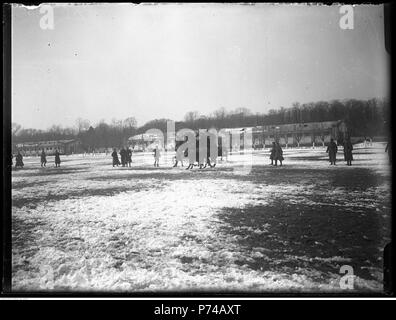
[40,149,47,167]
[173,139,185,168]
[154,146,161,167]
[274,142,284,166]
[54,149,61,167]
[119,147,127,167]
[343,138,353,166]
[111,148,120,167]
[326,138,338,165]
[204,134,216,168]
[126,147,132,167]
[15,151,24,168]
[270,142,276,165]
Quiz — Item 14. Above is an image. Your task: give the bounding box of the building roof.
[16,139,80,147]
[128,133,162,141]
[255,120,345,133]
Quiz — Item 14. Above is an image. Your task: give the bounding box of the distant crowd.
[11,138,391,170]
[12,149,61,169]
[111,147,133,167]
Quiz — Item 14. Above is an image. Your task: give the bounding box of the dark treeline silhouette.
[13,117,138,152]
[80,119,137,152]
[177,98,389,138]
[12,98,389,151]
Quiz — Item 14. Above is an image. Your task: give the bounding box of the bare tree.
[212,107,227,119]
[293,124,303,148]
[311,130,318,148]
[75,118,91,133]
[283,133,289,148]
[184,111,200,123]
[123,117,137,129]
[233,107,252,116]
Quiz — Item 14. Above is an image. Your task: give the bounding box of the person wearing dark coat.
[126,148,132,167]
[385,142,391,163]
[185,147,194,169]
[40,149,47,167]
[186,135,199,170]
[343,139,353,166]
[274,142,284,166]
[120,147,127,167]
[270,142,276,165]
[218,137,223,161]
[197,137,205,169]
[111,148,120,167]
[54,149,61,167]
[204,135,216,168]
[326,138,338,165]
[15,152,24,168]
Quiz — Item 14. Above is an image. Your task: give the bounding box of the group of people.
[326,138,353,166]
[12,152,24,168]
[181,136,218,170]
[111,147,132,167]
[12,149,61,169]
[39,149,61,167]
[11,138,391,170]
[109,138,380,169]
[269,142,284,166]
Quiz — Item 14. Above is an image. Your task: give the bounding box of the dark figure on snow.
[326,138,338,165]
[186,135,201,169]
[40,149,47,167]
[120,147,127,167]
[274,142,284,166]
[185,147,195,170]
[203,135,216,168]
[111,148,120,167]
[270,142,276,165]
[343,138,353,166]
[154,146,161,167]
[385,142,392,163]
[197,136,205,169]
[173,139,185,168]
[15,151,24,168]
[126,148,132,167]
[173,152,184,168]
[54,149,61,167]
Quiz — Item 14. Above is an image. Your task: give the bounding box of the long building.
[223,120,347,150]
[128,133,164,151]
[254,120,347,148]
[128,120,348,152]
[14,139,82,156]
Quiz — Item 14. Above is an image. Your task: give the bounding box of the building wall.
[251,120,347,148]
[64,141,83,154]
[14,140,81,156]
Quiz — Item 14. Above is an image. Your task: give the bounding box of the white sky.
[12,3,389,129]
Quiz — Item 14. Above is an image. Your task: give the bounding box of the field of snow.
[11,143,391,293]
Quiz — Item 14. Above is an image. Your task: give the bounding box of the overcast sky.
[12,3,389,130]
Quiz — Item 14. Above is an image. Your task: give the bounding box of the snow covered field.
[11,143,391,292]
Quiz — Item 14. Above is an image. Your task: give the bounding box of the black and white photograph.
[5,3,392,294]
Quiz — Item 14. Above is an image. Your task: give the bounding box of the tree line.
[12,98,389,151]
[177,98,389,138]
